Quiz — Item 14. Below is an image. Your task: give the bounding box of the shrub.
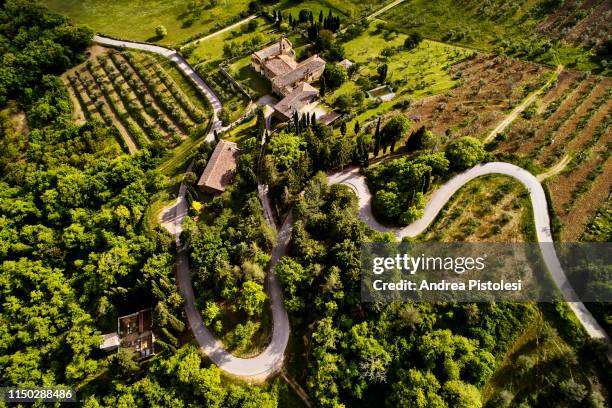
[323,63,347,89]
[446,136,486,170]
[404,32,423,50]
[155,25,167,38]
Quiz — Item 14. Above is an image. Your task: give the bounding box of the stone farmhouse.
[197,139,240,195]
[252,38,326,121]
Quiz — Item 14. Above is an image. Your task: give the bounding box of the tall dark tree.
[374,117,382,157]
[293,111,300,133]
[354,132,371,168]
[354,120,360,135]
[340,121,347,136]
[380,114,410,153]
[256,108,266,136]
[377,63,388,83]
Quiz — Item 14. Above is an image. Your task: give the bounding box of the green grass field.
[380,0,605,73]
[188,17,277,65]
[229,55,272,96]
[343,27,468,94]
[324,22,470,134]
[277,0,389,18]
[44,0,251,45]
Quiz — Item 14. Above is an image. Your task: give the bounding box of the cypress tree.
[354,120,360,135]
[340,121,347,136]
[373,117,381,157]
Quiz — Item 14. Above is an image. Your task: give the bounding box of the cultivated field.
[422,175,533,242]
[495,71,611,241]
[538,0,611,49]
[386,54,550,145]
[380,0,608,74]
[64,46,211,154]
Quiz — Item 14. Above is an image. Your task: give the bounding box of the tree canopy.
[446,136,487,170]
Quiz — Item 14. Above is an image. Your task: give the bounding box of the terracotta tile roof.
[271,54,326,91]
[254,38,293,60]
[338,59,353,69]
[274,82,319,119]
[263,55,298,77]
[197,140,240,193]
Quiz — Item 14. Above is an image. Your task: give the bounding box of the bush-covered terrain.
[382,0,611,75]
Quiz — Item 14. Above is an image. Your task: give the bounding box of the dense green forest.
[1,1,610,407]
[0,1,281,405]
[182,131,277,355]
[276,173,609,407]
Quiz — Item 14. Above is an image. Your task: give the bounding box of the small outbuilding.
[319,111,341,126]
[99,308,155,359]
[197,139,240,194]
[338,59,353,70]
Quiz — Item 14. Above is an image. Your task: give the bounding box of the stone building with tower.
[251,38,326,121]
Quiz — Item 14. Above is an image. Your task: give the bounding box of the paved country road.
[168,172,291,381]
[328,163,609,341]
[95,35,291,380]
[366,0,407,20]
[95,35,608,380]
[180,15,258,50]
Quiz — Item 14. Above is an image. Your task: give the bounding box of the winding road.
[329,163,609,341]
[94,34,609,382]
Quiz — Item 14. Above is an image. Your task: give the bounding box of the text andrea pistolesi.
[371,254,522,292]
